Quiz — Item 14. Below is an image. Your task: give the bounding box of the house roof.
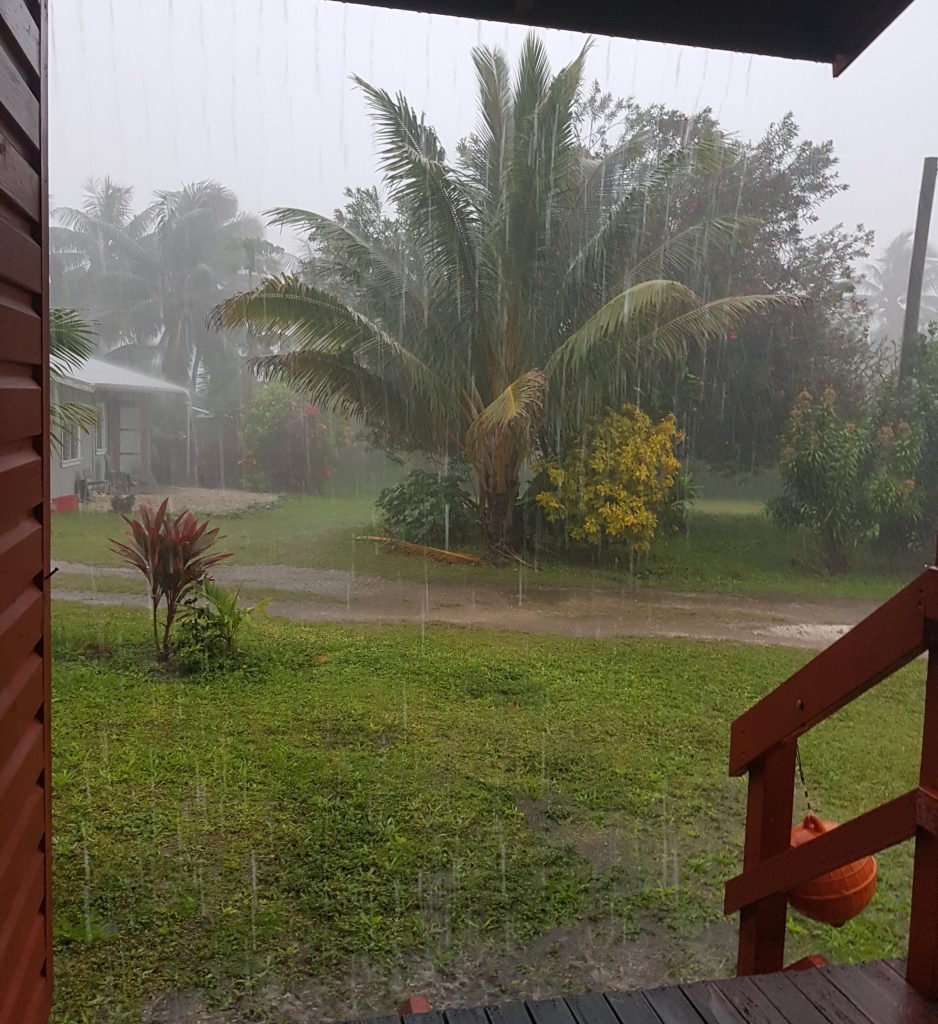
[349,0,916,75]
[58,356,190,397]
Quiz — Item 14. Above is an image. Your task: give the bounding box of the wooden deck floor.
[345,960,938,1024]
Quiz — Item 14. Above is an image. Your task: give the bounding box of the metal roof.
[349,0,916,75]
[58,356,190,397]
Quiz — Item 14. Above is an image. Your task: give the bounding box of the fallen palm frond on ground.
[356,535,489,565]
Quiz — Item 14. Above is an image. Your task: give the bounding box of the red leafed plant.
[110,498,232,661]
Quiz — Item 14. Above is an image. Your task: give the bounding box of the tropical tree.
[50,308,97,455]
[213,36,790,550]
[861,231,938,347]
[52,179,283,386]
[51,178,158,350]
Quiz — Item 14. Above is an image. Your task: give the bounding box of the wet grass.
[52,493,921,601]
[52,602,924,1020]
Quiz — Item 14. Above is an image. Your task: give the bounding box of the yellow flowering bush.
[535,405,683,552]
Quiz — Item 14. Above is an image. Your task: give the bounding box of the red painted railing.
[724,566,938,998]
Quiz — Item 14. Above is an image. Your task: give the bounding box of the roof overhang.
[55,356,190,398]
[347,0,916,75]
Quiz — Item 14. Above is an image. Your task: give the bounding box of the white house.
[52,357,190,509]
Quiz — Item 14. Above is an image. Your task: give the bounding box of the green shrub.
[375,468,478,547]
[175,581,268,673]
[769,387,921,573]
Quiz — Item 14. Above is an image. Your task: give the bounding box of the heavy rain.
[34,0,938,1020]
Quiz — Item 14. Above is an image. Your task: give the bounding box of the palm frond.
[628,216,761,284]
[353,76,479,300]
[50,308,97,375]
[50,402,97,456]
[210,276,441,394]
[465,368,547,462]
[265,206,432,333]
[638,293,802,356]
[562,132,734,292]
[247,348,447,453]
[547,279,702,375]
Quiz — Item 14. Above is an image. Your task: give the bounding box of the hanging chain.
[795,741,813,814]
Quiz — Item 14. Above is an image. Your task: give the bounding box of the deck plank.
[642,985,706,1023]
[603,990,664,1024]
[485,1003,533,1024]
[822,963,908,1023]
[680,980,747,1024]
[447,1008,491,1024]
[786,967,880,1024]
[404,1012,446,1024]
[749,972,835,1024]
[863,961,938,1024]
[565,992,620,1024]
[526,998,577,1024]
[340,961,938,1024]
[699,977,787,1024]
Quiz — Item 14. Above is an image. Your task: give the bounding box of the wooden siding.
[0,2,50,1023]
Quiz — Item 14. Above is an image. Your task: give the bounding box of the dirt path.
[53,560,876,649]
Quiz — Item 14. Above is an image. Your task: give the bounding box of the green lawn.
[53,494,920,601]
[52,603,924,1020]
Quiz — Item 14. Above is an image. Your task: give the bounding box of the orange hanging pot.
[788,814,877,927]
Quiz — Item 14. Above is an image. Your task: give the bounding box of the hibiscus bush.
[241,382,337,492]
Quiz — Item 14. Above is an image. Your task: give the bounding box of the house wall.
[51,389,158,500]
[50,382,94,500]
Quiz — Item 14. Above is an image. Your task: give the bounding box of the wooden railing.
[723,566,938,998]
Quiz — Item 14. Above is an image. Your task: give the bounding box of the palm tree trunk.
[475,437,522,552]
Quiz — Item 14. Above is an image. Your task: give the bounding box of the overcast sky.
[50,0,938,261]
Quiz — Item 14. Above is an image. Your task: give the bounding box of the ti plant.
[110,498,232,660]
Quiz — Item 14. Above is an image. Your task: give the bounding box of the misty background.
[50,0,938,259]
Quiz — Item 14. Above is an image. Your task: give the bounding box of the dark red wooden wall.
[0,0,51,1021]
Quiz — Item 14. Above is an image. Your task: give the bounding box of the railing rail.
[724,566,938,998]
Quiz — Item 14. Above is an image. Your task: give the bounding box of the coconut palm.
[51,178,159,351]
[861,231,938,346]
[213,36,791,550]
[52,178,284,386]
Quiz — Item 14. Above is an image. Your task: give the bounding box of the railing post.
[908,646,938,997]
[737,740,796,976]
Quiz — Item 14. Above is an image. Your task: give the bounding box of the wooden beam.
[736,742,796,975]
[726,790,922,915]
[908,652,938,997]
[729,571,934,776]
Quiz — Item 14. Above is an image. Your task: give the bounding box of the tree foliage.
[214,35,789,550]
[52,178,284,387]
[769,388,921,573]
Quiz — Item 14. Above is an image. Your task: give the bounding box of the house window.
[61,422,80,465]
[95,401,107,454]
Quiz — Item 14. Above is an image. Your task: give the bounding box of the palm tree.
[861,231,938,346]
[213,36,790,551]
[52,178,160,355]
[50,308,97,455]
[148,181,280,384]
[52,179,283,386]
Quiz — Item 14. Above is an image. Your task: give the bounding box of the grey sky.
[50,0,938,260]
